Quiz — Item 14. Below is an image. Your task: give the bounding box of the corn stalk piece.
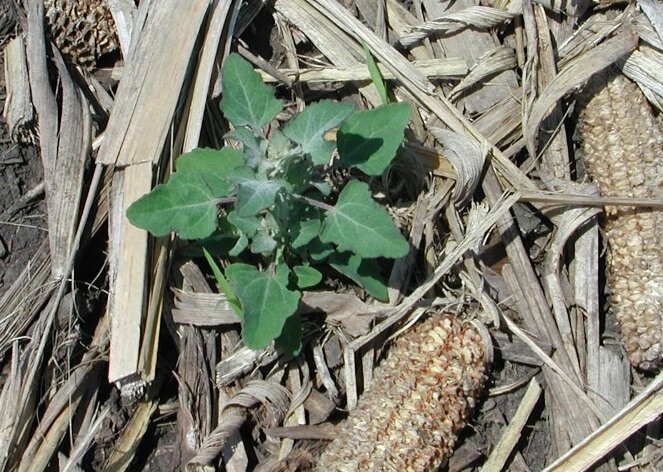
[576,69,663,371]
[315,313,489,471]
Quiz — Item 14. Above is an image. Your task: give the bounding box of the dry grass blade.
[0,242,53,357]
[256,57,468,83]
[481,378,542,472]
[448,46,517,102]
[543,372,663,472]
[400,6,516,46]
[104,390,161,472]
[395,192,520,317]
[60,406,111,472]
[48,50,91,278]
[621,46,663,109]
[107,162,151,385]
[638,0,663,42]
[274,0,384,107]
[100,0,210,385]
[17,313,109,471]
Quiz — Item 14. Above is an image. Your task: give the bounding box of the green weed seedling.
[127,53,410,354]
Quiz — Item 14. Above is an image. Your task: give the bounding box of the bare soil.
[0,60,46,299]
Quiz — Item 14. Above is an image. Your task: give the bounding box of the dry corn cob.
[0,1,19,48]
[316,313,489,471]
[576,69,663,371]
[44,0,118,69]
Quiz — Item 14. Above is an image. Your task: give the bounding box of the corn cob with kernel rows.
[316,313,488,471]
[576,69,663,371]
[44,0,118,69]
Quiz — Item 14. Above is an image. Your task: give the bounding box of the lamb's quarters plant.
[127,53,411,353]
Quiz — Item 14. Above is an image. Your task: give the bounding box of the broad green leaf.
[293,265,322,288]
[127,172,228,239]
[283,100,354,165]
[203,248,242,317]
[221,53,283,130]
[226,263,301,349]
[336,102,410,175]
[174,157,237,202]
[175,147,244,178]
[276,314,302,355]
[328,252,388,301]
[320,181,409,258]
[362,42,389,106]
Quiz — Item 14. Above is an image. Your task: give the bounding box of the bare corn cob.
[44,0,118,69]
[316,313,488,471]
[576,69,663,371]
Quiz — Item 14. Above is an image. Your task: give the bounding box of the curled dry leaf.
[431,127,487,206]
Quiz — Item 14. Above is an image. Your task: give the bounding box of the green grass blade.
[362,41,389,106]
[203,247,243,318]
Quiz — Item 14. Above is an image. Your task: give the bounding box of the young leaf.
[266,129,294,162]
[126,172,230,239]
[202,248,243,317]
[236,175,286,217]
[226,263,301,349]
[320,181,409,258]
[328,252,389,301]
[227,211,261,237]
[220,53,283,130]
[336,102,410,175]
[290,218,321,249]
[311,181,332,196]
[283,100,354,165]
[362,42,389,106]
[293,265,323,288]
[229,233,249,257]
[302,238,335,262]
[250,229,277,255]
[225,128,266,168]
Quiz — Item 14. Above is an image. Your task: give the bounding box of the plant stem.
[292,193,334,212]
[213,196,238,205]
